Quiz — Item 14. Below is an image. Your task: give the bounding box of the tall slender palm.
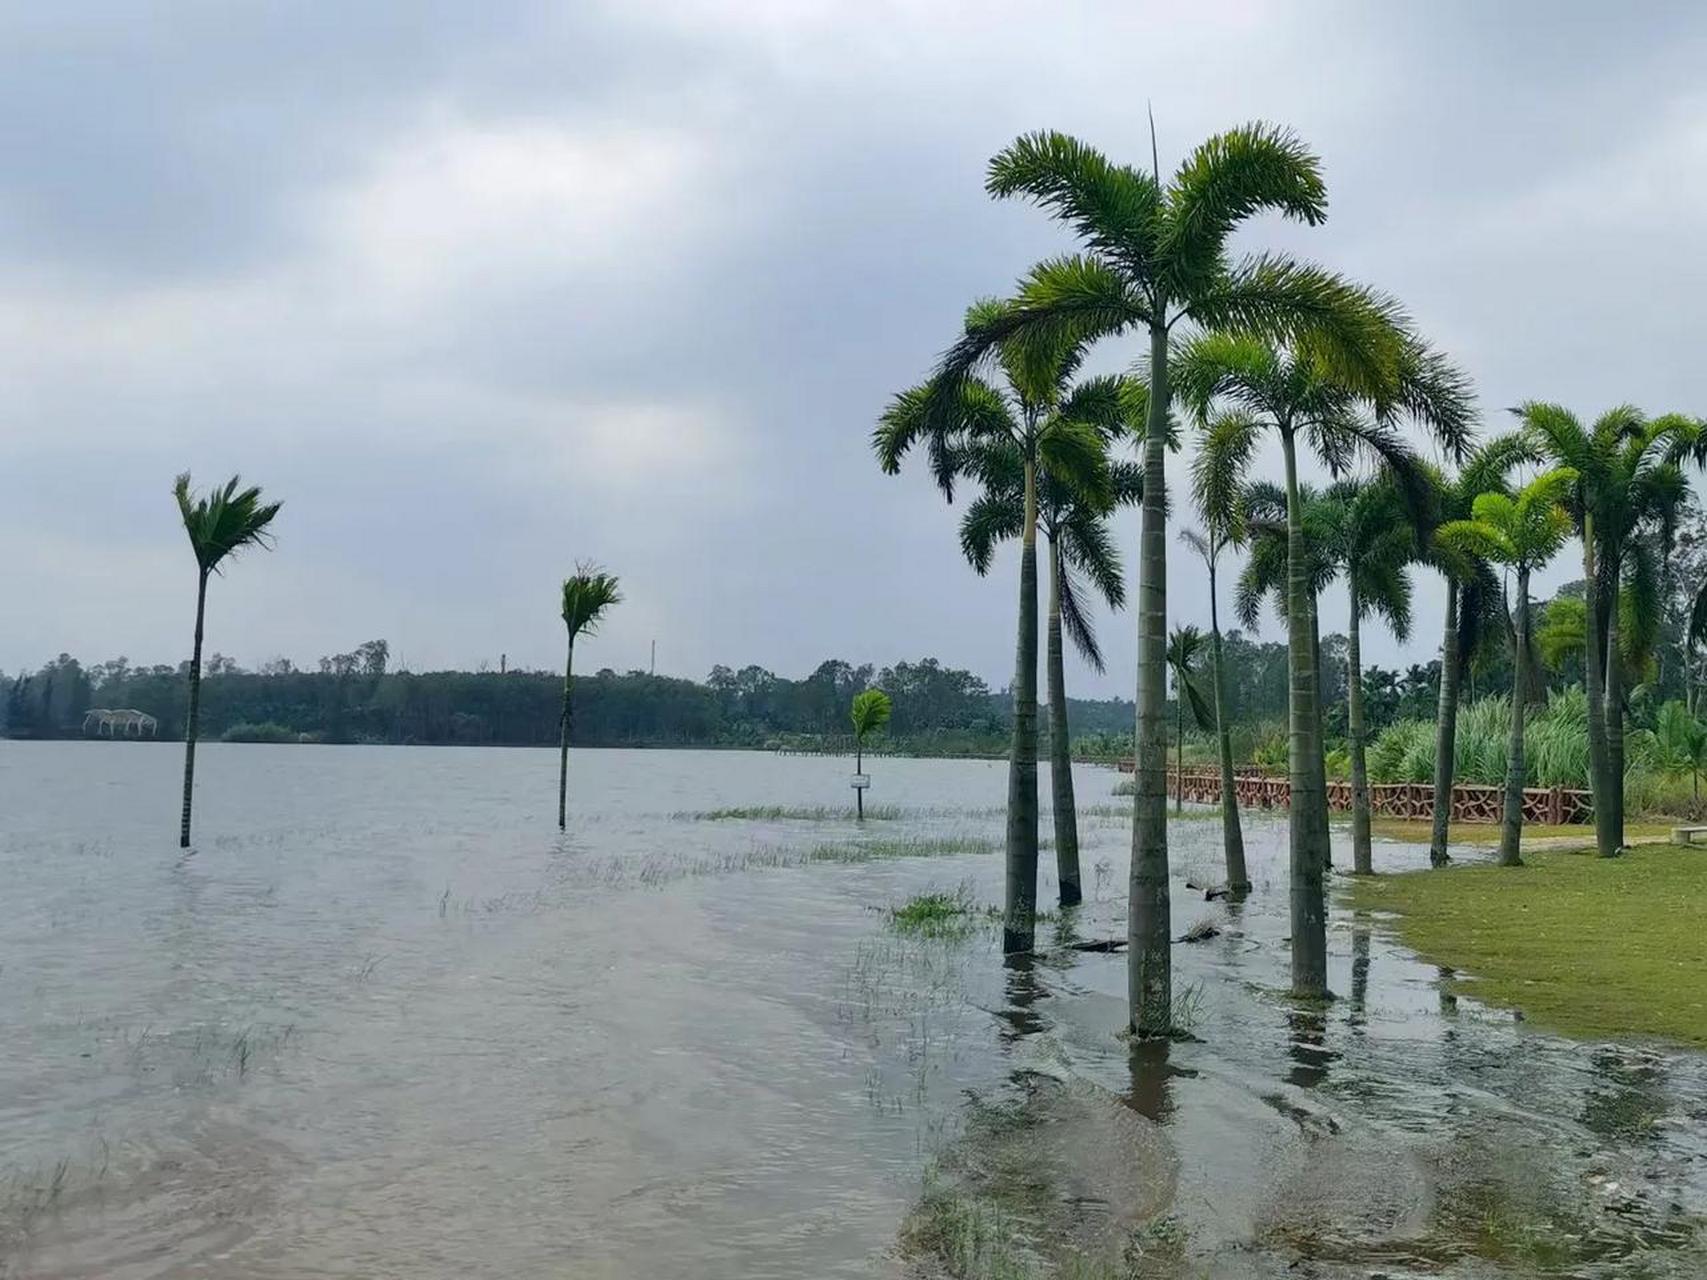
[956,422,1145,905]
[923,126,1402,1033]
[878,311,1119,953]
[1437,470,1577,864]
[1164,626,1214,813]
[1178,525,1248,893]
[1320,478,1417,875]
[1181,333,1473,996]
[1519,405,1693,856]
[1417,436,1535,867]
[559,565,621,830]
[174,473,281,848]
[850,688,893,820]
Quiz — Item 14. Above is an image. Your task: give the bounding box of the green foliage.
[561,564,622,641]
[174,473,282,576]
[219,721,296,744]
[1369,686,1597,788]
[850,688,893,742]
[1164,626,1215,731]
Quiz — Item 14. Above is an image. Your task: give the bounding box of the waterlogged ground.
[1,743,1703,1278]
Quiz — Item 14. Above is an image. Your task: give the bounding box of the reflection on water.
[1,742,1703,1277]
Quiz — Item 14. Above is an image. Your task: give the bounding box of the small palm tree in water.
[1164,626,1214,814]
[174,473,282,848]
[849,689,892,821]
[559,565,621,829]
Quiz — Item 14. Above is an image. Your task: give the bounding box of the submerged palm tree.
[1164,626,1214,813]
[1521,405,1693,856]
[174,473,281,848]
[955,414,1146,906]
[559,565,621,830]
[1417,436,1535,867]
[924,125,1401,1034]
[878,309,1120,954]
[1180,332,1471,997]
[1437,469,1577,865]
[849,688,893,820]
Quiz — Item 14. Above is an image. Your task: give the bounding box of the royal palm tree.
[922,126,1403,1033]
[1437,470,1577,865]
[849,688,893,820]
[1520,405,1693,856]
[878,310,1119,952]
[174,473,281,848]
[559,565,621,830]
[1417,436,1535,867]
[956,422,1145,905]
[1164,626,1214,813]
[1321,478,1417,875]
[1184,410,1257,893]
[1181,333,1472,995]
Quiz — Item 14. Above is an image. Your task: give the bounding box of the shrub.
[220,721,297,744]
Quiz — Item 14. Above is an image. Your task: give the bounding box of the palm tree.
[1321,478,1417,875]
[878,309,1121,954]
[1417,436,1535,868]
[559,565,621,830]
[923,126,1403,1034]
[850,688,893,820]
[1643,700,1707,806]
[956,425,1145,905]
[1164,626,1214,813]
[1437,470,1577,864]
[174,473,281,848]
[1519,405,1694,856]
[1184,410,1257,893]
[1181,333,1472,995]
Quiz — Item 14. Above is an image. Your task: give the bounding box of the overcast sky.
[4,2,1706,696]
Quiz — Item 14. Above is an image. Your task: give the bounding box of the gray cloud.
[4,1,1706,697]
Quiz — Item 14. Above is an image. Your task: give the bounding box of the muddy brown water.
[1,743,1702,1277]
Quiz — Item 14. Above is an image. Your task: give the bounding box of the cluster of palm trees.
[171,473,623,844]
[877,123,1702,1035]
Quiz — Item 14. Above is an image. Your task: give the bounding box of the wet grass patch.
[1346,843,1707,1046]
[889,886,978,939]
[674,803,902,821]
[1367,816,1675,848]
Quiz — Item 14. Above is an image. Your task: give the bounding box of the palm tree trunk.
[1309,598,1331,870]
[856,738,864,821]
[1281,430,1329,998]
[1581,520,1617,858]
[1429,582,1460,867]
[178,570,209,849]
[1129,319,1172,1036]
[1207,549,1248,894]
[557,634,575,830]
[1499,566,1530,866]
[1175,681,1184,814]
[1045,535,1081,906]
[1003,456,1040,955]
[1347,587,1372,875]
[1604,585,1626,851]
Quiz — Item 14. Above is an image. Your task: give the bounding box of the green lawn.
[1366,817,1676,848]
[1346,844,1707,1047]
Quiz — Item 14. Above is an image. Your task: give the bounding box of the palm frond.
[986,131,1163,276]
[1190,410,1263,544]
[1055,551,1105,672]
[562,563,622,639]
[1159,122,1327,292]
[958,492,1022,576]
[175,472,283,575]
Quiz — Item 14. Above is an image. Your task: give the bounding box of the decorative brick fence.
[1115,763,1592,826]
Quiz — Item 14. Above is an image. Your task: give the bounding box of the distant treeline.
[2,616,1613,757]
[2,645,1134,753]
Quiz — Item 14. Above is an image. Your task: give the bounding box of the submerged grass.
[674,804,902,821]
[1346,844,1707,1046]
[889,886,979,939]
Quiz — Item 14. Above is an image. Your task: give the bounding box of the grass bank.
[1367,817,1675,848]
[1347,844,1707,1047]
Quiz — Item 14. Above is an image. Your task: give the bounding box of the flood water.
[1,742,1703,1278]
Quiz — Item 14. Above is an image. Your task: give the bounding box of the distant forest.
[4,630,1447,756]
